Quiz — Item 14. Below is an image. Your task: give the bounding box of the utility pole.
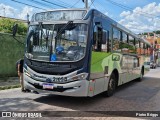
[82,0,88,9]
[85,0,88,9]
[153,33,156,62]
[27,13,30,25]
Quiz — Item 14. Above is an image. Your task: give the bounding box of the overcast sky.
[0,0,160,33]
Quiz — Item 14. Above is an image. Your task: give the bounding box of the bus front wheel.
[106,73,116,97]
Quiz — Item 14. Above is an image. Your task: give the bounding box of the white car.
[144,62,150,70]
[150,61,157,69]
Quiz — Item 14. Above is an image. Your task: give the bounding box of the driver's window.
[93,25,103,52]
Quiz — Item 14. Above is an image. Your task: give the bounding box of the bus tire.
[106,73,116,97]
[137,70,143,82]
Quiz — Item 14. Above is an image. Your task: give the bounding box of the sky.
[0,0,160,33]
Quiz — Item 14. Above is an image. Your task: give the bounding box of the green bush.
[0,18,27,35]
[0,33,25,77]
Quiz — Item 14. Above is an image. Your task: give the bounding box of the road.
[0,68,160,120]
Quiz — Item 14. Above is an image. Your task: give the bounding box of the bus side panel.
[90,52,111,95]
[119,55,129,85]
[90,52,123,95]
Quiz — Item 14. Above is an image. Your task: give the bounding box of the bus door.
[132,56,139,79]
[89,22,109,96]
[121,55,129,84]
[128,55,135,81]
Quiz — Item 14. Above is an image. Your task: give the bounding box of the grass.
[0,84,21,90]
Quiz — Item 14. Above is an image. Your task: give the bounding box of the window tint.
[113,27,121,51]
[120,32,128,53]
[93,24,110,52]
[113,28,120,41]
[129,36,134,45]
[128,35,136,53]
[122,32,127,43]
[101,29,110,52]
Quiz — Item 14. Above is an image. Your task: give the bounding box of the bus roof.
[30,8,151,46]
[86,9,151,46]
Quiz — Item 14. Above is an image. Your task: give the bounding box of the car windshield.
[25,23,87,62]
[144,62,150,65]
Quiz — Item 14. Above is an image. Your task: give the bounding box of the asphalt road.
[0,68,160,120]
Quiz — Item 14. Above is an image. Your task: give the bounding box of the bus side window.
[101,30,108,52]
[93,25,103,52]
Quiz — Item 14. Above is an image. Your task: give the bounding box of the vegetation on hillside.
[0,18,27,35]
[139,30,160,36]
[0,33,25,77]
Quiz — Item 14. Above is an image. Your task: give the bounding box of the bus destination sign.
[34,10,87,22]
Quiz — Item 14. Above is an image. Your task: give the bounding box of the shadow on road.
[0,97,40,111]
[33,76,160,111]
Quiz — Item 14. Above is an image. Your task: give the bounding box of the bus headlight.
[70,73,88,81]
[24,69,32,78]
[25,72,32,77]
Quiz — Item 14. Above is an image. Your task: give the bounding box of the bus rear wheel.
[137,70,143,82]
[106,73,116,97]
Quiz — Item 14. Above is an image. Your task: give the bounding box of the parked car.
[144,61,150,70]
[150,61,157,69]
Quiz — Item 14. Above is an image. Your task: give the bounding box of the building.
[141,33,160,62]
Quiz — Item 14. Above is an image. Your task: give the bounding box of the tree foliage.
[0,18,27,35]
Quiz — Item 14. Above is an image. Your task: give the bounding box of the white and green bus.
[22,9,151,97]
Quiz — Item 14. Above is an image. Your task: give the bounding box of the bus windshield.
[25,23,87,62]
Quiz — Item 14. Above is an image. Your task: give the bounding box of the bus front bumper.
[24,75,89,97]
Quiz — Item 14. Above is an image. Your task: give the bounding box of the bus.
[22,9,151,97]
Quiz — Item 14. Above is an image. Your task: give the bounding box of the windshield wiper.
[55,21,73,39]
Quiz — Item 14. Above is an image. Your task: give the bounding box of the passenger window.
[93,23,110,52]
[93,24,103,52]
[101,30,109,52]
[129,36,134,45]
[120,32,128,53]
[128,35,136,54]
[113,27,121,51]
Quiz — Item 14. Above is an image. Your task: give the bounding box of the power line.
[97,0,158,33]
[89,0,95,8]
[105,0,160,18]
[71,0,81,8]
[40,0,67,8]
[94,1,119,20]
[92,2,97,9]
[11,0,46,10]
[54,0,73,8]
[27,0,54,9]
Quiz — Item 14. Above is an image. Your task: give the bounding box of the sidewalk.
[0,77,19,86]
[0,77,20,90]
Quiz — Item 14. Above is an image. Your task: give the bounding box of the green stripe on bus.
[91,52,111,72]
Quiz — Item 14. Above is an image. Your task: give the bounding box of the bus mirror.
[102,31,107,44]
[12,24,18,37]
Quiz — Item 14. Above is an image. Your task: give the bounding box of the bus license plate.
[43,83,54,89]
